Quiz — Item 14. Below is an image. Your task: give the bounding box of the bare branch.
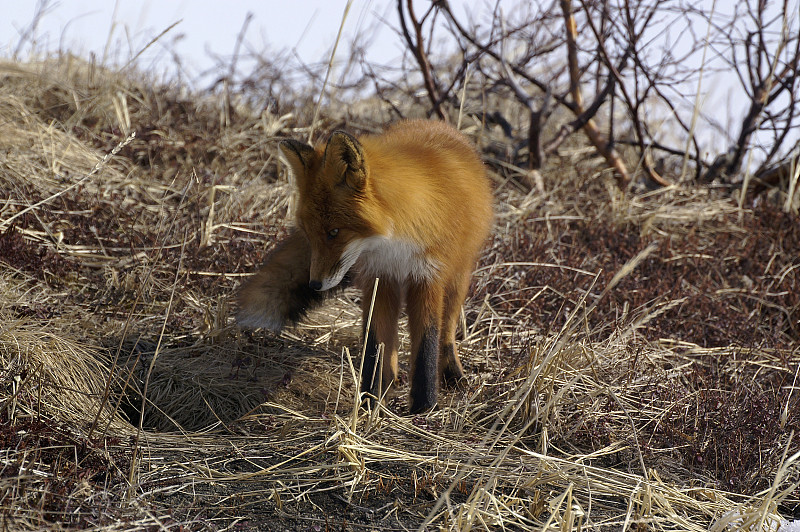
[497,11,550,171]
[703,2,798,183]
[578,0,670,186]
[397,0,446,120]
[559,0,630,187]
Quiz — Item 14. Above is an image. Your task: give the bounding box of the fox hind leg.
[406,281,445,413]
[438,271,471,388]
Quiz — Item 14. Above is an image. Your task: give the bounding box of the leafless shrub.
[386,0,799,194]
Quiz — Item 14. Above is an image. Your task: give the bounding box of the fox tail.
[236,230,336,331]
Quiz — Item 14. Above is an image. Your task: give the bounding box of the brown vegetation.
[1,1,799,530]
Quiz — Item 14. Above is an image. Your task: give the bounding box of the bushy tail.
[236,230,330,331]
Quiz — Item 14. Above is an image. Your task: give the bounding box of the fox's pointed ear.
[279,139,316,187]
[323,131,367,192]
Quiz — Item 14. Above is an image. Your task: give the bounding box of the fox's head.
[279,131,386,291]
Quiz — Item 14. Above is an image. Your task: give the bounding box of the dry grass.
[1,53,799,531]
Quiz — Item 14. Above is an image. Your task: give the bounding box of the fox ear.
[323,131,367,191]
[279,139,316,187]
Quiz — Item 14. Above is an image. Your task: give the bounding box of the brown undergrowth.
[1,56,799,530]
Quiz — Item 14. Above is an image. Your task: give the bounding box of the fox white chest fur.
[351,235,439,286]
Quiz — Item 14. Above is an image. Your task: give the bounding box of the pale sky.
[1,1,402,80]
[2,1,796,163]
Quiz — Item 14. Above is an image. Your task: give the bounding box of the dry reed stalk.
[679,0,716,183]
[308,0,354,142]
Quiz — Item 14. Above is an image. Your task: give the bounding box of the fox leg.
[361,279,401,407]
[406,282,445,413]
[439,272,470,387]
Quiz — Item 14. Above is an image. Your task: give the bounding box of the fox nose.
[309,280,323,291]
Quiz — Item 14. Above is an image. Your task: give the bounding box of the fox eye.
[327,228,339,240]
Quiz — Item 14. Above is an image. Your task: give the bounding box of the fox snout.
[308,238,368,291]
[306,246,344,292]
[308,272,343,291]
[308,262,344,291]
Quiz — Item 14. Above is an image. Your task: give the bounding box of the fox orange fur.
[236,119,493,413]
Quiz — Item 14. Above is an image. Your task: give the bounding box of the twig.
[497,11,549,171]
[679,1,716,183]
[128,229,187,498]
[121,19,183,72]
[0,132,136,233]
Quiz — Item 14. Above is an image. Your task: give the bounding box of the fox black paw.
[409,394,437,414]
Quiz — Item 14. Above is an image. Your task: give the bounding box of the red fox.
[237,119,493,413]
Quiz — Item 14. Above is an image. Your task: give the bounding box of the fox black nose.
[309,280,323,291]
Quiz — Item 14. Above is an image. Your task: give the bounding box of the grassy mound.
[1,56,798,530]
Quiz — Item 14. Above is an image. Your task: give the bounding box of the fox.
[236,119,493,413]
